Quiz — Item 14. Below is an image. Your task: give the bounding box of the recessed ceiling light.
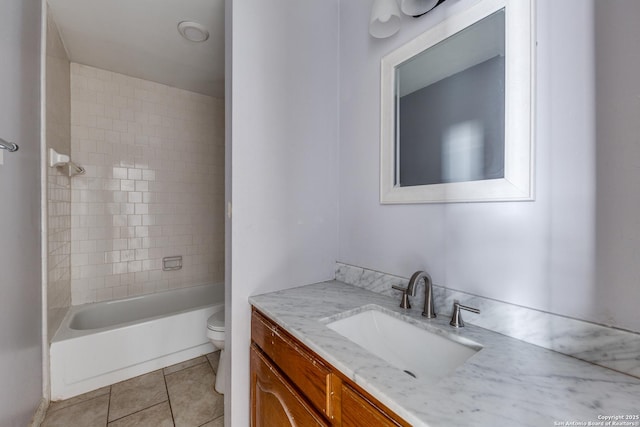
[177,21,210,43]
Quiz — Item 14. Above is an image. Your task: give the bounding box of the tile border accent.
[335,262,640,379]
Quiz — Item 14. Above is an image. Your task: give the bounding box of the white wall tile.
[70,64,224,304]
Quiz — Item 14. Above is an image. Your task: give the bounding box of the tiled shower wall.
[70,64,224,304]
[46,11,72,338]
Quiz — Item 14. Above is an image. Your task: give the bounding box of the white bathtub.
[50,283,224,400]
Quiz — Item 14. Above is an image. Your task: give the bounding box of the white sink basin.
[326,308,480,382]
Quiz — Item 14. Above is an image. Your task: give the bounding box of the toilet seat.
[207,310,225,332]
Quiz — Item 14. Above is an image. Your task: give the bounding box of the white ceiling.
[48,0,225,98]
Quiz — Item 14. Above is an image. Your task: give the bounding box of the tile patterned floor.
[42,352,223,427]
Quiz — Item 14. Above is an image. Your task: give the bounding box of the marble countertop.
[249,280,640,427]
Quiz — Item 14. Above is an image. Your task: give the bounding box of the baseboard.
[29,398,49,427]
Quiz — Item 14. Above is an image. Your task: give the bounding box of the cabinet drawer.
[341,383,406,427]
[252,309,331,416]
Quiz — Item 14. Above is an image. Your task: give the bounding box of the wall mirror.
[380,0,534,203]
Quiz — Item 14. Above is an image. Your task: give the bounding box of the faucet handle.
[392,285,411,309]
[449,302,480,328]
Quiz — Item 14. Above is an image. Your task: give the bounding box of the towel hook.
[0,138,19,152]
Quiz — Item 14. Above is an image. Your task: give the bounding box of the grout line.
[164,360,209,378]
[163,368,177,426]
[106,370,169,424]
[197,414,224,427]
[47,388,111,414]
[106,385,112,425]
[206,352,218,375]
[107,401,169,425]
[103,386,111,426]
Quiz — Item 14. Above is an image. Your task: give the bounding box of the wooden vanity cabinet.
[250,345,329,427]
[340,383,406,427]
[250,308,410,427]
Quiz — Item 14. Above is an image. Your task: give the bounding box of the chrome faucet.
[392,271,436,318]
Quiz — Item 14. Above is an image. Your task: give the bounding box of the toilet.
[206,309,226,394]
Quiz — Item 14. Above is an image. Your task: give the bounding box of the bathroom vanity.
[250,281,640,427]
[251,308,409,426]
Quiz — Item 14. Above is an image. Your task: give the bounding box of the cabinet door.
[341,383,405,427]
[251,345,329,427]
[252,310,331,416]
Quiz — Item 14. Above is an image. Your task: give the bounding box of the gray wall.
[0,0,43,424]
[228,0,340,424]
[594,0,640,328]
[337,0,640,332]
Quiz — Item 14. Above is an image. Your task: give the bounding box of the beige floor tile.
[200,415,224,427]
[206,351,220,374]
[109,370,168,422]
[48,386,111,413]
[163,356,207,376]
[165,362,223,427]
[42,394,109,427]
[107,402,174,427]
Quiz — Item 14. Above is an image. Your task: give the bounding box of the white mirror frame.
[380,0,535,204]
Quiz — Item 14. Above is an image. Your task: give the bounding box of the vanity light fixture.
[370,0,402,39]
[400,0,446,17]
[177,21,210,43]
[369,0,447,38]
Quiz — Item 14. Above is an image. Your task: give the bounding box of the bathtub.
[50,283,224,400]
